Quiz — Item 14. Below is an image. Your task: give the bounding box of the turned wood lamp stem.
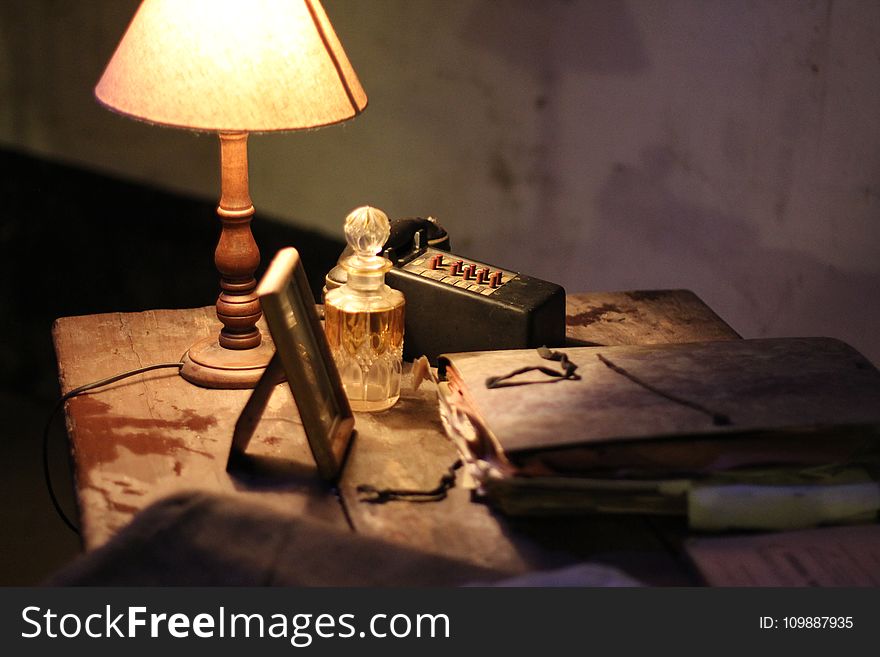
[178,132,275,388]
[216,132,262,349]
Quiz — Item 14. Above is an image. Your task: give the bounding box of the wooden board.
[565,289,740,346]
[54,290,740,583]
[53,307,346,550]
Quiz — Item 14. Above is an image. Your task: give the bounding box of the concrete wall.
[1,0,878,363]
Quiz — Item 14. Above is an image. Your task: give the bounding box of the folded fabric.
[47,491,643,587]
[467,564,643,587]
[48,491,504,586]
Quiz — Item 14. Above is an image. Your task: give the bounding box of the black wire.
[485,346,581,388]
[356,459,463,504]
[42,361,184,535]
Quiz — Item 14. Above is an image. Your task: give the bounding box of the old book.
[436,338,880,521]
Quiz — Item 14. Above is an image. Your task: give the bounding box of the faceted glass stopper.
[344,206,390,261]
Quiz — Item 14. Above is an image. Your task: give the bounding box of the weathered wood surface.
[53,307,345,550]
[565,289,740,346]
[54,290,739,583]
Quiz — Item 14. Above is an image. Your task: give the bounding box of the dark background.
[0,148,344,584]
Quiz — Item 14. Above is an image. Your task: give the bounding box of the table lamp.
[95,0,367,388]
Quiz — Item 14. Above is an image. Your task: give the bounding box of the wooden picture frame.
[228,247,355,482]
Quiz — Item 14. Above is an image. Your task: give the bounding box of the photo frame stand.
[226,247,355,483]
[226,352,285,471]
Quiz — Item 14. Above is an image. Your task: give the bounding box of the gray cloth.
[48,491,641,587]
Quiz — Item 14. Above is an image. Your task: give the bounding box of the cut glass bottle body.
[324,289,404,411]
[324,205,405,412]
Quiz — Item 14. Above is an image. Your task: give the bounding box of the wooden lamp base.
[180,131,273,390]
[180,335,275,389]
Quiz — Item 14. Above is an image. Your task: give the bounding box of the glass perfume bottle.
[324,206,405,411]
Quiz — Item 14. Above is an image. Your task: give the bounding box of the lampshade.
[95,0,368,132]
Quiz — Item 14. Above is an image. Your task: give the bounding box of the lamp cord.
[43,361,184,535]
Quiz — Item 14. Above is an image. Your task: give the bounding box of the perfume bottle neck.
[342,252,392,294]
[346,269,386,292]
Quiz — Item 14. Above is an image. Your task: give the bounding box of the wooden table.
[53,290,740,585]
